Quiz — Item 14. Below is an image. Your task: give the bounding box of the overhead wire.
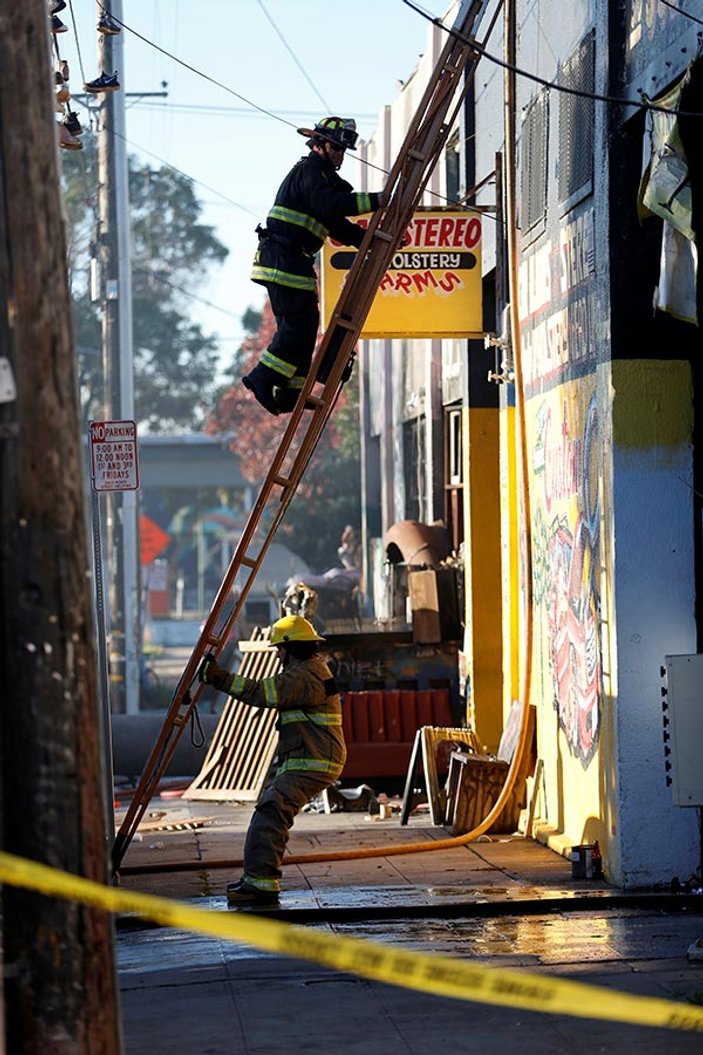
[108,126,260,218]
[254,0,332,112]
[60,4,502,339]
[660,0,703,29]
[400,0,703,118]
[94,1,299,131]
[133,267,243,320]
[58,2,100,229]
[57,8,258,339]
[67,0,89,89]
[88,2,486,217]
[125,102,377,120]
[81,4,409,190]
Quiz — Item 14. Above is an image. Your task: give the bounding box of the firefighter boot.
[226,879,279,906]
[242,363,281,416]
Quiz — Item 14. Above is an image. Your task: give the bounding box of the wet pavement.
[114,795,703,1053]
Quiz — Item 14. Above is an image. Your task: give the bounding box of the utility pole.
[0,3,122,1051]
[96,0,139,715]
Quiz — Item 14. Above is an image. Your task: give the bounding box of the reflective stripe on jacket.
[226,653,346,778]
[251,151,382,291]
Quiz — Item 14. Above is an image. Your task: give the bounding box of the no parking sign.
[89,419,139,492]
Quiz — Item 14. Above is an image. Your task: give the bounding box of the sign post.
[88,420,140,845]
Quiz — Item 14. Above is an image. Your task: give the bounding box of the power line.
[254,0,332,112]
[95,1,299,130]
[660,0,703,29]
[57,2,100,228]
[91,2,394,185]
[67,0,89,87]
[66,89,261,218]
[109,126,261,217]
[401,0,703,118]
[133,267,242,320]
[123,101,378,120]
[84,2,492,221]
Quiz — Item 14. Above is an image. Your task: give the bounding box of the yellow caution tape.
[1,851,702,1033]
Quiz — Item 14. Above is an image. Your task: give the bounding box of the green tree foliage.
[62,139,228,430]
[208,300,361,572]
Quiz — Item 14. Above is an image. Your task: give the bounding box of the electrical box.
[661,654,703,807]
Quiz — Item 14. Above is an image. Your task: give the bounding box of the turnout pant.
[243,770,336,890]
[261,283,319,389]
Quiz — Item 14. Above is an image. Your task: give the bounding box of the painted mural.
[533,388,603,768]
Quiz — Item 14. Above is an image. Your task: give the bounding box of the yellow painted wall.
[500,403,520,720]
[463,406,503,752]
[611,360,693,449]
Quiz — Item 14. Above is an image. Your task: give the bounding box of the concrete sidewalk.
[115,795,703,1054]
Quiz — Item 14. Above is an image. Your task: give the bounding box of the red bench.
[341,688,454,779]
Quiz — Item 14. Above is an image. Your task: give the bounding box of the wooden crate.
[443,702,536,835]
[444,751,522,835]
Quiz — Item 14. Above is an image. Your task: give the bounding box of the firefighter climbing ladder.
[112,0,487,874]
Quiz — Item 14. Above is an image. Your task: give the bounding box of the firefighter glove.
[199,656,229,691]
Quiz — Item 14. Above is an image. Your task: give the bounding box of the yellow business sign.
[321,208,483,339]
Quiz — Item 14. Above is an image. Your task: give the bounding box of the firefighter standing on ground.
[243,116,389,415]
[198,614,346,904]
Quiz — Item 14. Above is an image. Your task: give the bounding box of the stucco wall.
[472,1,695,885]
[608,360,698,886]
[502,3,700,885]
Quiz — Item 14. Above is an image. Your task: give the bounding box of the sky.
[57,0,453,378]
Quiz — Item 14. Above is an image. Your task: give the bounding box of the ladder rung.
[240,555,257,569]
[332,317,357,330]
[372,229,394,242]
[408,148,427,161]
[305,394,325,407]
[272,475,292,489]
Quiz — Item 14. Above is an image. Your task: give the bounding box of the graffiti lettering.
[542,405,580,513]
[559,211,596,294]
[518,241,552,317]
[522,294,596,386]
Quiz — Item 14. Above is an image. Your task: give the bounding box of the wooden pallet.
[183,628,280,802]
[400,726,482,825]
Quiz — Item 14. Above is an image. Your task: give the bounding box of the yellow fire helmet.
[270,614,325,645]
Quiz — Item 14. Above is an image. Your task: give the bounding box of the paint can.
[571,842,602,879]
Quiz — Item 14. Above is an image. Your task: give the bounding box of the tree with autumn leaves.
[208,300,361,573]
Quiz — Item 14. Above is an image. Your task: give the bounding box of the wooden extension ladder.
[111,0,487,874]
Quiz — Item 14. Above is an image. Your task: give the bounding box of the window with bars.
[558,28,595,212]
[520,88,549,237]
